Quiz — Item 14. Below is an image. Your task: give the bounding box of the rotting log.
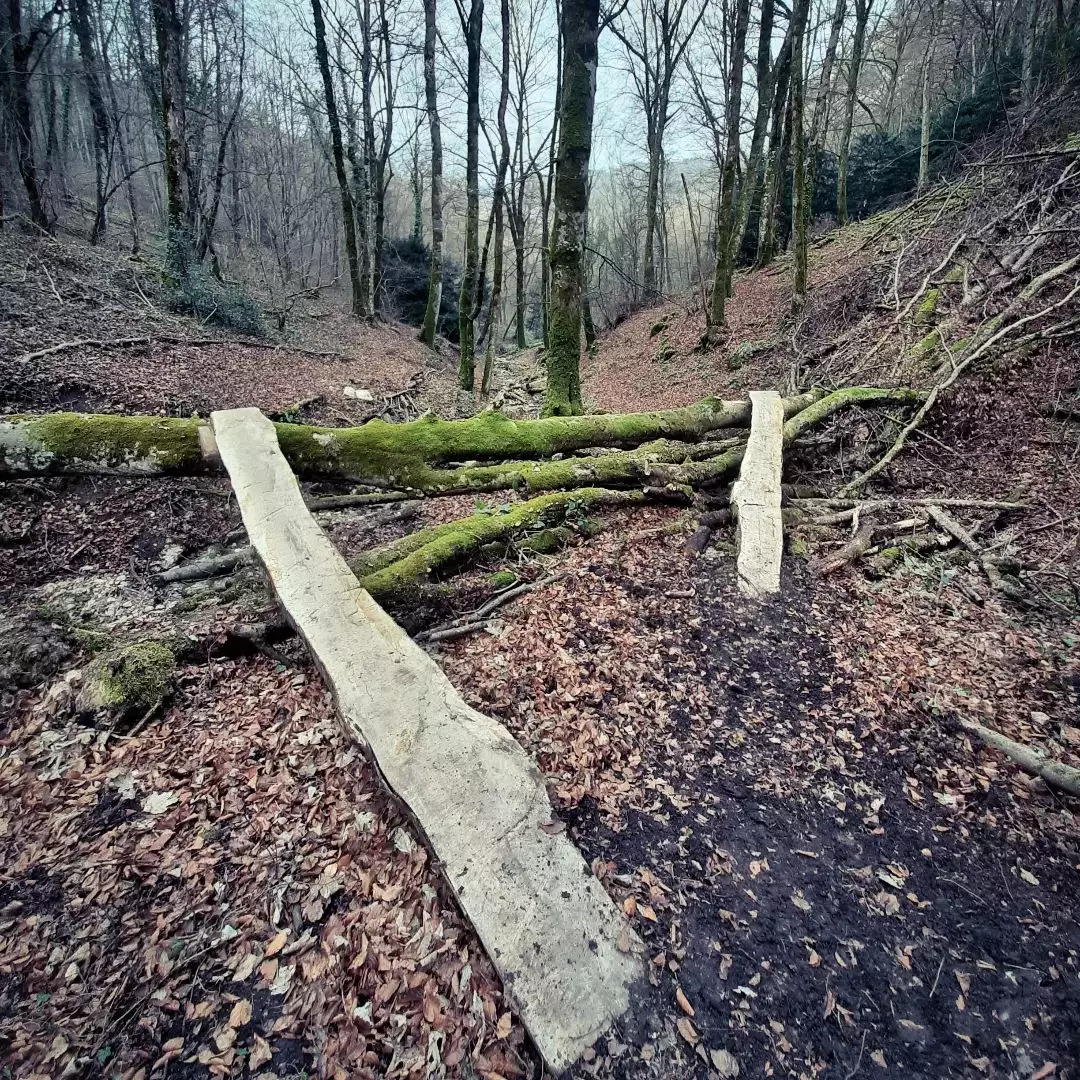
[210,407,642,1072]
[732,390,785,599]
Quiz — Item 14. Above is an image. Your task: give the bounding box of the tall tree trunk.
[310,0,365,315]
[150,0,191,263]
[410,136,422,241]
[543,0,598,416]
[357,0,376,313]
[918,52,931,190]
[836,0,872,224]
[733,0,780,260]
[805,0,846,211]
[540,0,562,350]
[100,18,141,254]
[370,0,393,312]
[755,23,794,268]
[790,0,810,310]
[481,0,512,395]
[707,0,751,330]
[420,0,443,344]
[72,0,112,241]
[457,0,483,391]
[4,0,51,230]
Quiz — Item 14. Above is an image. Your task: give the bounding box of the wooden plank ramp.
[731,390,785,599]
[210,408,640,1074]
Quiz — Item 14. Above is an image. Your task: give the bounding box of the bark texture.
[543,0,600,416]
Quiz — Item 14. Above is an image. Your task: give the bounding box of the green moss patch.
[914,288,941,325]
[81,640,176,722]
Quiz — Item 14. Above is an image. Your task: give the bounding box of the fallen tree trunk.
[210,407,641,1071]
[2,387,922,501]
[0,396,787,480]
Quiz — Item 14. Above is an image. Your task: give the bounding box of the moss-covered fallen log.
[355,488,643,598]
[0,396,780,481]
[1,387,921,501]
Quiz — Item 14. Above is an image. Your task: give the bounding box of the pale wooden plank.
[731,390,785,599]
[210,407,640,1073]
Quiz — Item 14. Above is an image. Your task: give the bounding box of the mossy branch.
[354,488,643,598]
[782,386,927,446]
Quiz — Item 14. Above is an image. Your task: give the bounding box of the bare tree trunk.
[733,0,780,260]
[756,24,794,267]
[72,0,112,241]
[481,0,512,395]
[805,0,845,210]
[3,0,53,230]
[420,0,443,345]
[790,0,810,309]
[836,0,872,224]
[310,0,365,315]
[457,0,483,391]
[150,0,192,263]
[707,0,751,330]
[540,0,562,350]
[543,0,598,416]
[410,134,422,241]
[357,0,376,313]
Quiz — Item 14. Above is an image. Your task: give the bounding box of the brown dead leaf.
[248,1035,273,1072]
[228,999,252,1028]
[677,1017,699,1045]
[675,987,695,1016]
[710,1047,740,1077]
[1030,1065,1057,1080]
[265,930,288,958]
[496,1012,512,1040]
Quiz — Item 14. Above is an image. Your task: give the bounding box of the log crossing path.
[209,407,641,1074]
[731,390,785,599]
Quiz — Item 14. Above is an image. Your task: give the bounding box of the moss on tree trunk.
[1,398,766,480]
[543,0,600,416]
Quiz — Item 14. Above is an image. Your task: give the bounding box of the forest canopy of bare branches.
[1,0,1070,376]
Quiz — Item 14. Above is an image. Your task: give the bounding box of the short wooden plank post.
[210,408,640,1074]
[731,390,785,599]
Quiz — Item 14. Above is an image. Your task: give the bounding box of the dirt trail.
[436,511,1080,1079]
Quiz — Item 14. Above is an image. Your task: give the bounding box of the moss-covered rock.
[488,570,518,589]
[79,640,176,722]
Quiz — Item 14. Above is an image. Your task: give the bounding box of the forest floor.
[2,155,1079,1080]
